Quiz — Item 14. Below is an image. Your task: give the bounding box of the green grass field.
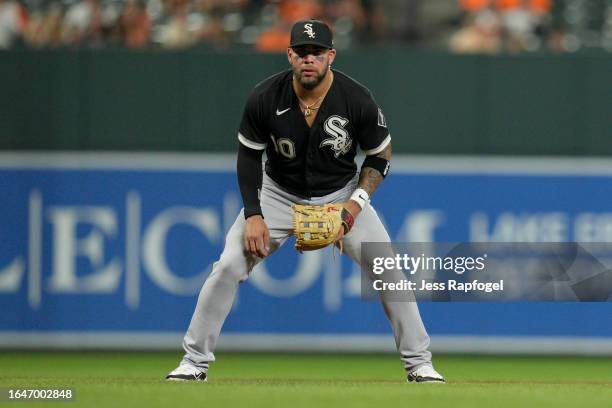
[1,352,611,407]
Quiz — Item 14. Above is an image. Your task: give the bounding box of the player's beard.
[296,64,329,90]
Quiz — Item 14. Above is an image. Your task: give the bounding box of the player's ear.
[287,48,293,63]
[328,49,336,66]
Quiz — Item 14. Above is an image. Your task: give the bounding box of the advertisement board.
[1,153,611,353]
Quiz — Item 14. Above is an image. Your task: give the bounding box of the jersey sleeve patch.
[363,134,391,155]
[377,108,387,128]
[238,132,267,150]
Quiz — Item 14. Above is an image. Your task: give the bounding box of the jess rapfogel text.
[372,279,504,293]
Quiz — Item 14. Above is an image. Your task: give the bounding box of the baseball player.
[166,19,445,383]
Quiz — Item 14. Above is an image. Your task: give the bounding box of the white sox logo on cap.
[290,19,333,48]
[304,23,316,39]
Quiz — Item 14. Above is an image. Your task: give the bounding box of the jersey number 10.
[271,135,296,159]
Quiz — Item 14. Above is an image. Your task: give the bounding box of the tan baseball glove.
[292,204,355,251]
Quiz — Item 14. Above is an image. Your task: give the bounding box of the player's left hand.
[334,200,362,242]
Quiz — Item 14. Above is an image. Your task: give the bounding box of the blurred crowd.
[450,0,612,53]
[0,0,610,52]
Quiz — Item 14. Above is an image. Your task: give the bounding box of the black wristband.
[361,155,390,178]
[237,143,264,219]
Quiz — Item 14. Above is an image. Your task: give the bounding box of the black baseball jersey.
[237,69,391,197]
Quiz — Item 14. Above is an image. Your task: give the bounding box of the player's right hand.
[244,215,270,258]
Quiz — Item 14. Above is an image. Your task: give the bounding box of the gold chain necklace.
[296,74,333,117]
[298,95,324,117]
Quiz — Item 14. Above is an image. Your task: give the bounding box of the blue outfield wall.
[0,153,611,352]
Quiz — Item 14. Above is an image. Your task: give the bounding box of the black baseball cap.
[290,19,334,49]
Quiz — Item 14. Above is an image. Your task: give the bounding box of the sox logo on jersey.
[321,115,352,157]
